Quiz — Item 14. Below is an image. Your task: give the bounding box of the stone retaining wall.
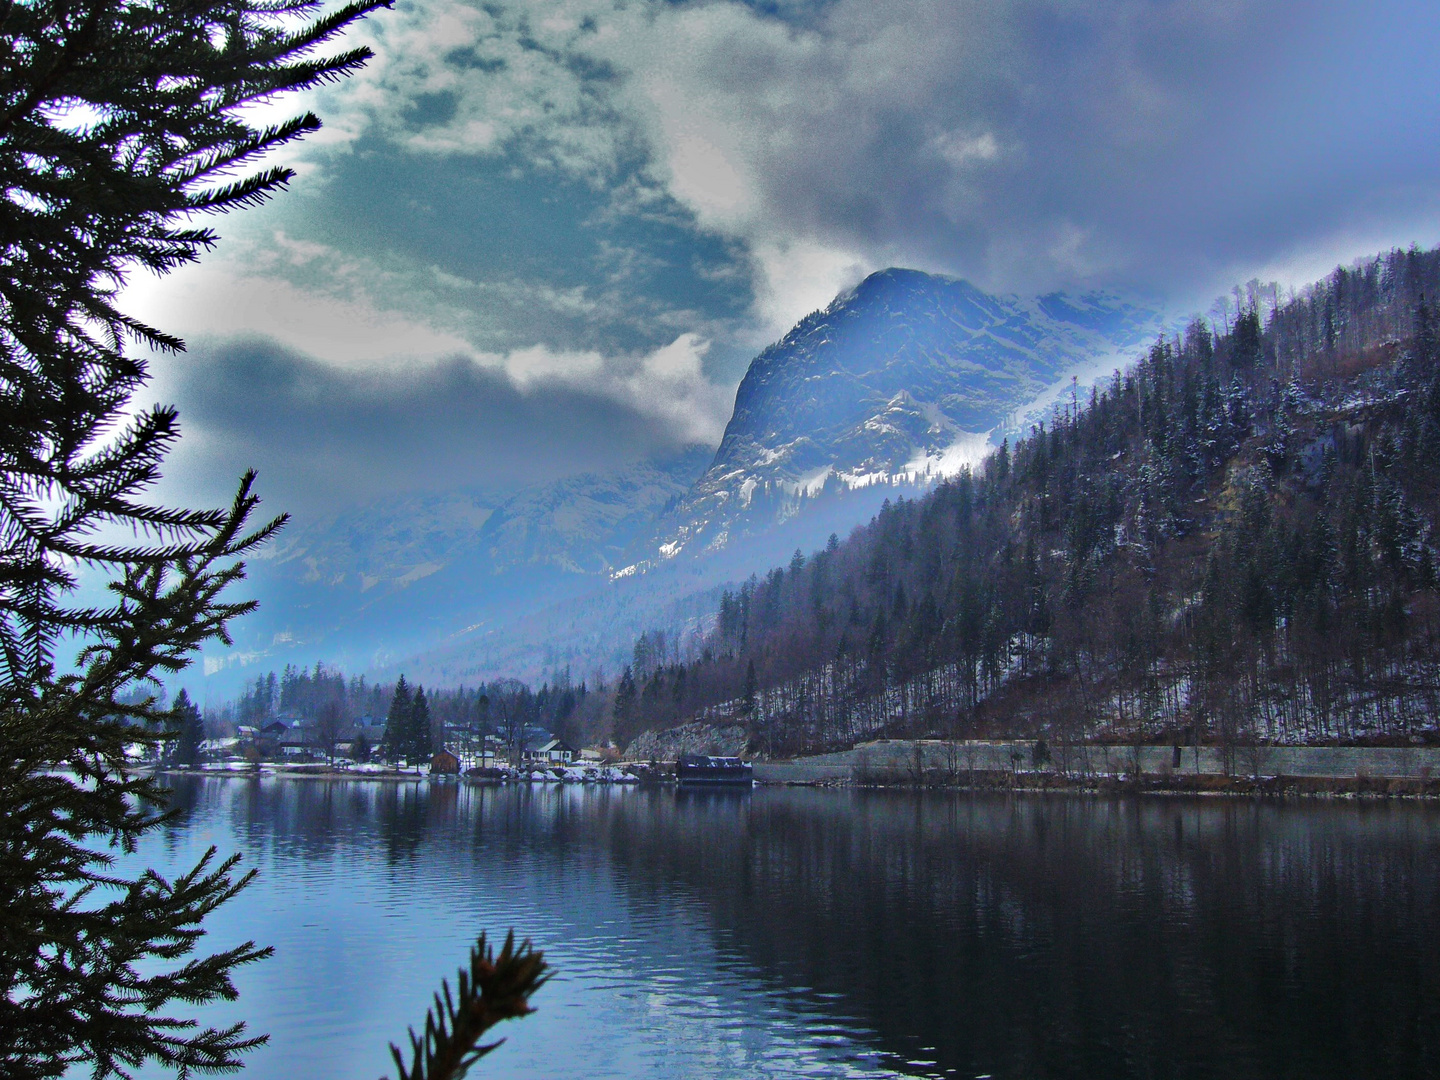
[753,740,1440,784]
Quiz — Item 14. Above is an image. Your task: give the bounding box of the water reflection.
[130,779,1440,1080]
[613,791,1440,1079]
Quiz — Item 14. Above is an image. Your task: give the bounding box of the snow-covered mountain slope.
[638,268,1161,567]
[207,447,710,688]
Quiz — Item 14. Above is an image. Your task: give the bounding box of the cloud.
[122,235,473,369]
[118,0,1440,527]
[305,0,631,177]
[125,229,735,461]
[151,338,725,512]
[126,229,736,512]
[499,332,730,446]
[286,0,1440,338]
[746,238,873,334]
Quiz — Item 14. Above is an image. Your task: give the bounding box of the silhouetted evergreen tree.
[384,676,413,765]
[169,690,205,767]
[410,685,434,767]
[0,0,386,1072]
[612,666,638,749]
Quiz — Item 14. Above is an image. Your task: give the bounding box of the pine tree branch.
[386,933,550,1080]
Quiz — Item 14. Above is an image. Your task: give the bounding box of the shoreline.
[149,763,1440,800]
[151,762,652,785]
[777,769,1440,800]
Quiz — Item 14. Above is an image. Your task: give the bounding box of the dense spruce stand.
[0,0,545,1076]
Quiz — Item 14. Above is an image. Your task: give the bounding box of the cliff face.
[625,721,749,761]
[642,268,1159,567]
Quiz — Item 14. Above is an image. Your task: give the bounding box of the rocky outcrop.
[625,721,750,761]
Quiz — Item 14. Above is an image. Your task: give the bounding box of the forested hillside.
[613,248,1440,755]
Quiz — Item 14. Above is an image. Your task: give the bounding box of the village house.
[338,715,385,760]
[523,736,576,764]
[277,720,313,758]
[473,734,505,766]
[236,719,288,759]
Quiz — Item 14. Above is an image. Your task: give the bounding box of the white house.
[524,737,576,764]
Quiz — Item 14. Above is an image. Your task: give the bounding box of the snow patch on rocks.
[625,721,749,761]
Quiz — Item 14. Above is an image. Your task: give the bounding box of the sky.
[120,0,1440,515]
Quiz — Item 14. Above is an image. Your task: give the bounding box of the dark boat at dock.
[675,754,754,785]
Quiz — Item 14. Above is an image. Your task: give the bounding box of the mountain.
[638,269,1161,568]
[205,271,1162,694]
[396,271,1164,687]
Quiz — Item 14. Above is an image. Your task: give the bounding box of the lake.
[119,777,1440,1079]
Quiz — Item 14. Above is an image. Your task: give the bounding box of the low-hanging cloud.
[150,337,728,513]
[499,332,731,445]
[125,229,735,509]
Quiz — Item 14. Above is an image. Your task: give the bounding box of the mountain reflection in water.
[125,778,1440,1079]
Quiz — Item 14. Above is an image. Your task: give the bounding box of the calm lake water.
[119,777,1440,1080]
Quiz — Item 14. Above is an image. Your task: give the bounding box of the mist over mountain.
[212,447,712,688]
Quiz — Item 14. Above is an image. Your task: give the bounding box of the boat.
[675,754,754,785]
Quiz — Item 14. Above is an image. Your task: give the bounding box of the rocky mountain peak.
[637,268,1161,570]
